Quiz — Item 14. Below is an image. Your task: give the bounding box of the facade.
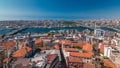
[66,56,83,68]
[104,46,111,58]
[10,58,32,68]
[46,54,59,68]
[94,29,105,37]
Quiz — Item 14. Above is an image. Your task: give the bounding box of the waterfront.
[0,26,93,34]
[0,29,14,34]
[19,26,93,34]
[0,26,119,35]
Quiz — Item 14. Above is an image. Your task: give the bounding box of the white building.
[104,46,111,57]
[94,29,105,36]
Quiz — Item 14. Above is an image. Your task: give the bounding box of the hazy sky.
[0,0,120,20]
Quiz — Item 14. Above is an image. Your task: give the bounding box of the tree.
[74,46,82,50]
[90,31,94,36]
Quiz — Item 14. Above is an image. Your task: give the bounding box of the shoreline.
[0,26,119,35]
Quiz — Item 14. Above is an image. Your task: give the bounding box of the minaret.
[14,36,19,50]
[95,22,97,29]
[94,22,97,36]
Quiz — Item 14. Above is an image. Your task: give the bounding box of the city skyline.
[1,0,120,20]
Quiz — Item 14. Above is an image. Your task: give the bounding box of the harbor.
[0,26,119,36]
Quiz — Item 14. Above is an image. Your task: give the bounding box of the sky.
[0,0,120,20]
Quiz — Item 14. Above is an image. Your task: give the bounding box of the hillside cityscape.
[0,20,119,68]
[0,20,120,29]
[1,0,120,68]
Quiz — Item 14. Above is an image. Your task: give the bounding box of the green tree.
[90,31,94,35]
[74,46,82,50]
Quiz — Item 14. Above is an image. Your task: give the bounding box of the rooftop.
[64,48,79,52]
[83,63,95,68]
[0,41,15,49]
[82,42,92,52]
[60,40,72,45]
[104,59,117,68]
[14,58,31,67]
[3,58,11,63]
[72,41,86,47]
[54,44,60,50]
[66,56,82,63]
[62,40,93,58]
[45,54,58,64]
[12,46,32,57]
[18,41,25,47]
[70,52,93,58]
[35,38,41,44]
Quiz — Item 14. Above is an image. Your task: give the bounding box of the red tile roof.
[26,46,32,52]
[3,58,11,63]
[70,52,93,58]
[45,54,58,64]
[64,48,79,52]
[54,44,60,50]
[39,46,52,50]
[82,43,92,52]
[62,40,93,58]
[83,63,95,68]
[104,59,117,68]
[35,38,41,44]
[60,40,72,45]
[12,46,32,57]
[0,41,15,49]
[72,42,92,52]
[72,41,86,47]
[66,56,82,63]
